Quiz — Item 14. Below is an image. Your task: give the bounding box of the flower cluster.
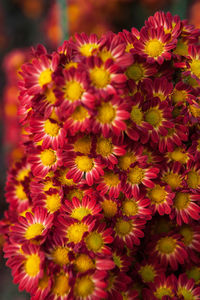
[1,11,200,300]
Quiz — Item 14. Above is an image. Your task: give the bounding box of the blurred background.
[0,0,199,299]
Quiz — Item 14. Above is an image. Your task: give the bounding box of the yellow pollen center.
[126,64,144,81]
[53,274,70,296]
[115,219,132,236]
[59,168,75,186]
[169,148,188,164]
[139,265,156,283]
[75,276,94,297]
[38,69,52,87]
[71,105,88,121]
[154,287,173,299]
[65,61,78,70]
[64,81,83,102]
[173,40,188,56]
[187,267,200,284]
[157,236,176,254]
[187,170,200,189]
[40,149,57,166]
[103,172,120,187]
[52,247,69,266]
[74,136,91,155]
[15,184,27,201]
[163,172,182,190]
[190,59,200,78]
[75,155,94,172]
[97,102,116,124]
[190,105,200,118]
[172,90,187,104]
[38,273,49,289]
[85,232,103,252]
[67,189,83,201]
[80,43,98,56]
[67,223,88,243]
[145,108,162,127]
[122,199,138,216]
[145,39,164,58]
[174,192,190,210]
[90,67,110,88]
[101,199,117,218]
[130,106,143,124]
[178,287,194,300]
[44,119,60,136]
[99,49,113,62]
[74,254,94,272]
[180,226,193,246]
[46,193,61,213]
[25,254,40,277]
[16,168,30,181]
[125,43,134,52]
[71,207,90,221]
[25,223,44,240]
[148,185,166,204]
[45,88,57,104]
[128,166,144,184]
[119,152,136,170]
[96,137,113,156]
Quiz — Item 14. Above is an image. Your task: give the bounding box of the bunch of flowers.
[1,11,200,300]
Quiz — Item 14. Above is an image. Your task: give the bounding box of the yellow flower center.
[25,254,40,277]
[145,39,164,58]
[15,184,27,201]
[103,171,120,187]
[80,43,98,56]
[189,105,200,118]
[130,106,143,124]
[45,88,57,104]
[157,236,176,254]
[178,287,195,300]
[67,223,88,243]
[64,81,83,102]
[118,152,136,170]
[115,219,132,236]
[180,226,193,246]
[74,276,94,297]
[125,43,134,52]
[74,254,94,273]
[96,137,113,157]
[71,207,90,221]
[44,119,60,137]
[52,274,70,296]
[126,63,144,81]
[148,185,166,204]
[46,193,61,213]
[99,49,113,62]
[74,136,91,155]
[75,155,94,172]
[187,170,200,189]
[172,90,187,104]
[52,246,69,266]
[38,69,52,87]
[58,168,75,186]
[145,108,162,127]
[187,267,200,284]
[67,189,83,201]
[65,61,78,70]
[153,92,166,102]
[162,172,182,190]
[16,168,30,181]
[25,223,44,240]
[139,265,156,283]
[71,105,88,121]
[38,273,49,289]
[90,67,110,88]
[173,39,188,56]
[190,59,200,78]
[128,166,144,184]
[97,102,116,124]
[174,192,190,210]
[168,148,188,164]
[101,199,117,218]
[154,287,173,299]
[85,232,103,252]
[40,149,57,166]
[122,199,138,216]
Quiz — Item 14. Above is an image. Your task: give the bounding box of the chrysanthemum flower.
[31,271,51,300]
[177,274,200,300]
[136,261,164,284]
[134,26,177,64]
[71,33,101,58]
[46,235,70,267]
[121,195,152,220]
[106,271,132,300]
[184,45,200,84]
[112,249,131,272]
[179,224,200,260]
[96,169,121,198]
[100,196,118,218]
[114,216,145,248]
[118,143,146,171]
[186,265,200,285]
[170,190,200,225]
[165,146,191,165]
[143,77,173,102]
[6,180,30,213]
[11,207,53,244]
[147,183,174,215]
[34,189,63,214]
[186,160,200,190]
[152,233,188,270]
[161,162,185,191]
[119,28,140,53]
